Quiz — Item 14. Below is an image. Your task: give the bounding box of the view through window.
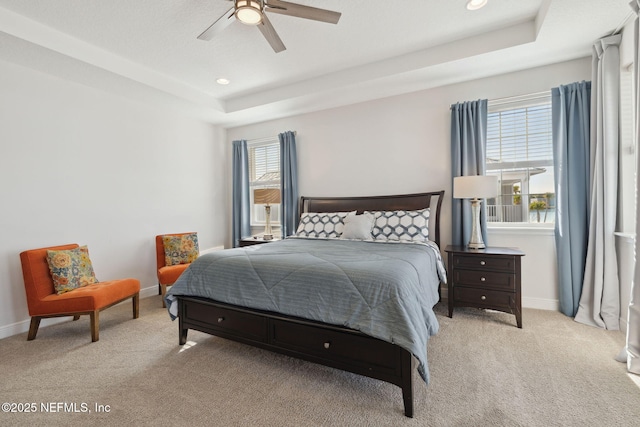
[486,95,555,224]
[248,140,281,226]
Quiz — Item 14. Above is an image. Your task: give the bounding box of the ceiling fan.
[197,0,342,53]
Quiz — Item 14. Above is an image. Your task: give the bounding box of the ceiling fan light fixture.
[466,0,488,10]
[235,0,263,25]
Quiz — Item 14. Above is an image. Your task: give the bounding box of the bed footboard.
[178,296,415,417]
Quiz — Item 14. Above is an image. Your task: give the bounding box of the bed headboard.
[299,191,445,248]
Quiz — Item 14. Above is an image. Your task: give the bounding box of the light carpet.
[1,296,639,427]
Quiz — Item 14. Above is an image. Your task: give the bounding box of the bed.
[165,191,445,417]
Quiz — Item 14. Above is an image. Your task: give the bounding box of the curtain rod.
[611,11,635,36]
[246,131,297,144]
[488,91,550,106]
[247,136,277,144]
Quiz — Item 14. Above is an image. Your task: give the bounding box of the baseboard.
[0,317,70,341]
[522,297,559,311]
[140,284,160,299]
[0,285,161,341]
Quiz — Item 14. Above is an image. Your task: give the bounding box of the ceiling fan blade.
[197,7,235,41]
[257,14,286,53]
[265,0,341,24]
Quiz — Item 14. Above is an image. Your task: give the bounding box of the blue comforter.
[165,238,446,383]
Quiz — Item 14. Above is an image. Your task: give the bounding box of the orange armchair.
[20,244,140,342]
[156,233,197,307]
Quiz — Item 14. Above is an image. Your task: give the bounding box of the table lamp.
[453,175,498,249]
[253,188,281,240]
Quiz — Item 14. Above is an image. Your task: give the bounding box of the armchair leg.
[73,315,81,321]
[90,311,99,342]
[27,317,41,341]
[161,284,167,308]
[133,293,140,319]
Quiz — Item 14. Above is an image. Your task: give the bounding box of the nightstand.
[239,236,281,247]
[445,245,525,328]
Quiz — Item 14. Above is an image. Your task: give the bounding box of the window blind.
[487,102,553,171]
[249,140,280,185]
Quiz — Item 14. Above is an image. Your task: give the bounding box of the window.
[248,139,281,226]
[486,95,555,224]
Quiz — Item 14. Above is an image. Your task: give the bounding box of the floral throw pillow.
[163,233,199,266]
[46,246,99,295]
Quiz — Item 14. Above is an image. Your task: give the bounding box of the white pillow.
[295,211,356,239]
[340,213,375,240]
[365,208,430,242]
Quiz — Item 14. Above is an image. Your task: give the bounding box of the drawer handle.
[480,277,486,282]
[323,342,331,349]
[480,261,486,266]
[217,317,225,323]
[481,295,487,301]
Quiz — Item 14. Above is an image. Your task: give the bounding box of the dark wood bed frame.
[176,191,444,417]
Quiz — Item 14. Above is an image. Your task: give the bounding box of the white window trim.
[488,223,554,236]
[486,91,555,227]
[248,137,281,229]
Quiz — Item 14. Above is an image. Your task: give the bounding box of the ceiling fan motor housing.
[235,0,263,25]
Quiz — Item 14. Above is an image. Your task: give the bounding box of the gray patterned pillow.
[295,211,356,239]
[365,208,430,242]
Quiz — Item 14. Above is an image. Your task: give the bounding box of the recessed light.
[466,0,488,10]
[216,78,230,85]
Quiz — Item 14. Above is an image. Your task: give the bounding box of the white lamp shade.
[453,175,498,199]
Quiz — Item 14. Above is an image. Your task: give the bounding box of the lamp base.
[467,241,486,250]
[467,198,486,249]
[263,204,273,241]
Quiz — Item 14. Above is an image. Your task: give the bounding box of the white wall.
[227,57,592,310]
[0,59,228,339]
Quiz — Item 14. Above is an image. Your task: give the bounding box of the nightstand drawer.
[453,269,515,291]
[454,287,515,311]
[453,254,515,273]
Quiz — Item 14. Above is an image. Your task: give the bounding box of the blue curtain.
[232,140,250,248]
[450,99,488,247]
[279,131,299,238]
[552,81,591,317]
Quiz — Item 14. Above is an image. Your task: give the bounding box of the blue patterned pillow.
[365,208,430,242]
[295,211,356,239]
